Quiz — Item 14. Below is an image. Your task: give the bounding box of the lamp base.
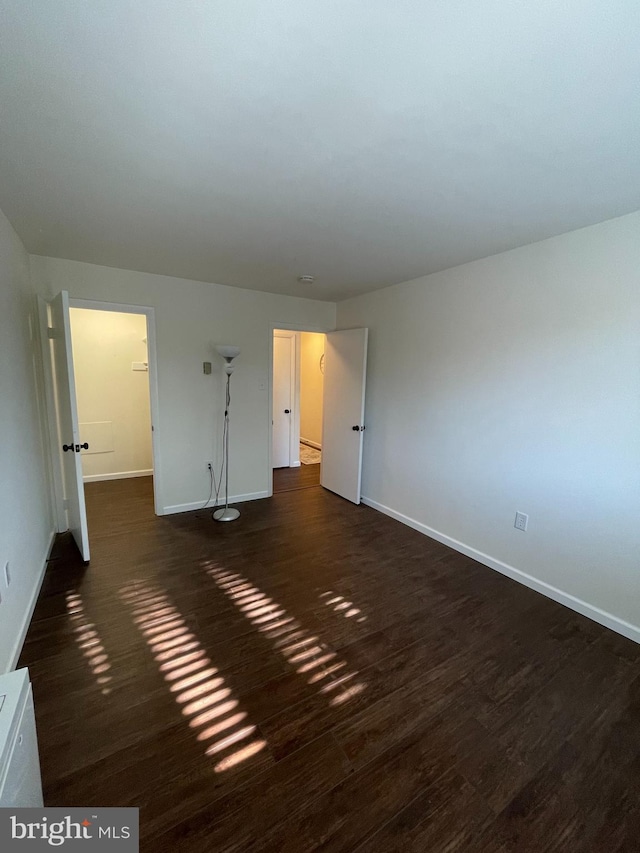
[213,507,240,522]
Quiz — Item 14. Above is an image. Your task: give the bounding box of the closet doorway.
[69,307,155,491]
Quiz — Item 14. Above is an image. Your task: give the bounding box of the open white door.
[37,297,66,533]
[321,328,368,504]
[272,333,294,468]
[48,291,90,562]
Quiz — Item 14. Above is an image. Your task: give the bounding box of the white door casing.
[48,291,90,562]
[321,328,368,504]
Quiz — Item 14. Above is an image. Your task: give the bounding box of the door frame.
[267,321,332,497]
[67,298,163,516]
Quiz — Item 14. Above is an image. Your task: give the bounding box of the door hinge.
[47,327,56,339]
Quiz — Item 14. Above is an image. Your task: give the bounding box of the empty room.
[1,2,639,851]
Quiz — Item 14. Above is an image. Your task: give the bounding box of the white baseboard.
[9,528,56,671]
[162,490,270,515]
[361,495,640,645]
[290,461,301,468]
[83,469,153,483]
[300,438,322,450]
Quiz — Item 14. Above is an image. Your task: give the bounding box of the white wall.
[0,209,54,672]
[70,308,153,482]
[338,211,640,639]
[32,257,336,513]
[300,332,325,448]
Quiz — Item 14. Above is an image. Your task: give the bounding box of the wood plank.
[17,477,640,852]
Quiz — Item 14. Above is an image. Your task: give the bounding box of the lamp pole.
[213,346,240,522]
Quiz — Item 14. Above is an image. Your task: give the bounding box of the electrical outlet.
[207,462,213,472]
[514,512,528,532]
[4,562,9,586]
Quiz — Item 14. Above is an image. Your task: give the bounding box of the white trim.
[269,321,331,334]
[300,437,322,450]
[293,332,301,467]
[83,469,153,483]
[162,490,269,515]
[9,529,56,671]
[68,298,163,516]
[361,495,640,645]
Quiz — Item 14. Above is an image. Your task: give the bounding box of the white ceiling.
[1,1,639,302]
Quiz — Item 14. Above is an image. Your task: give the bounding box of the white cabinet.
[0,668,43,807]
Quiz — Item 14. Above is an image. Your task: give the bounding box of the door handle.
[62,443,74,452]
[352,425,366,431]
[284,409,291,414]
[76,442,89,452]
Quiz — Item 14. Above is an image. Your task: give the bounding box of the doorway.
[40,292,161,562]
[69,308,154,490]
[272,329,326,493]
[67,306,157,544]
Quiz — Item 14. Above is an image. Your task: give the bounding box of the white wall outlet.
[514,512,528,532]
[4,562,10,586]
[207,461,213,472]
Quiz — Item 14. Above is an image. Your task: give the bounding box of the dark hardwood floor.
[273,462,321,492]
[19,476,640,852]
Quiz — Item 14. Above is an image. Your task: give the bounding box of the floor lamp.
[214,345,240,522]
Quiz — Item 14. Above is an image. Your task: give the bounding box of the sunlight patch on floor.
[120,580,266,772]
[202,563,367,709]
[65,591,113,695]
[319,590,367,623]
